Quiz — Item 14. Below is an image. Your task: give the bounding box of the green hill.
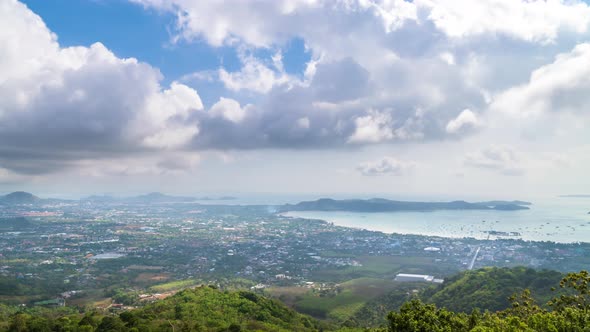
[0,191,40,205]
[1,286,332,332]
[346,266,563,327]
[423,266,562,312]
[3,269,590,332]
[130,286,327,331]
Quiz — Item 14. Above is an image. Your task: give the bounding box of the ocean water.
[281,197,590,243]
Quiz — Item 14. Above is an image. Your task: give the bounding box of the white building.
[395,273,444,283]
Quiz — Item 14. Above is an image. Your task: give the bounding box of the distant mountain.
[281,198,530,213]
[82,192,238,204]
[480,200,532,206]
[196,196,238,201]
[82,194,116,202]
[0,191,40,205]
[127,192,196,203]
[559,194,590,198]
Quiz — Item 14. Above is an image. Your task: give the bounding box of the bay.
[282,197,590,243]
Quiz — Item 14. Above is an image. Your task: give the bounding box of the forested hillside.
[2,286,331,332]
[346,266,563,327]
[2,269,590,332]
[423,266,563,312]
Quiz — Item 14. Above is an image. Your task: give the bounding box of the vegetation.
[0,286,330,331]
[423,266,563,312]
[2,268,590,331]
[387,271,590,331]
[346,267,562,327]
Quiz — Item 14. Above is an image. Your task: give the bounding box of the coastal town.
[1,192,589,309]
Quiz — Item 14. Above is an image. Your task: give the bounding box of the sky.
[0,0,589,200]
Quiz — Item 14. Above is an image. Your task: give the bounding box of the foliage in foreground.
[388,270,590,332]
[347,266,562,327]
[3,286,329,332]
[3,270,590,331]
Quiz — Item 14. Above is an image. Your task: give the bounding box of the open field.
[148,279,201,293]
[310,255,454,281]
[134,272,171,284]
[268,276,404,321]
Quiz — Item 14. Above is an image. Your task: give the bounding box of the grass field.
[270,254,455,321]
[148,279,200,292]
[134,272,171,284]
[310,255,449,281]
[268,276,402,321]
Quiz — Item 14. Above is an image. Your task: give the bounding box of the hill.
[0,191,40,205]
[2,269,590,331]
[82,192,236,203]
[281,198,530,213]
[1,286,331,332]
[346,266,563,327]
[131,286,327,331]
[422,266,562,312]
[125,192,196,203]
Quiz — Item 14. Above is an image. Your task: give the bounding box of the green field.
[148,279,201,292]
[268,277,403,321]
[267,254,457,321]
[310,255,455,281]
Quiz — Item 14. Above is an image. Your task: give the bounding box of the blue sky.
[1,0,590,199]
[20,0,311,107]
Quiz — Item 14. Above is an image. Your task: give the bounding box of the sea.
[276,196,590,244]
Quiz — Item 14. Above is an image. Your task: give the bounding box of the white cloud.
[439,52,455,65]
[131,0,590,51]
[130,0,417,48]
[219,52,294,93]
[348,110,394,143]
[80,153,201,177]
[491,43,590,117]
[0,0,203,174]
[446,109,480,134]
[418,0,590,43]
[357,156,415,176]
[464,145,525,176]
[297,117,311,129]
[210,97,248,123]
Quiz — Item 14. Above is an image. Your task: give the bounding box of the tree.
[507,289,543,318]
[97,316,126,332]
[548,270,590,312]
[8,313,29,332]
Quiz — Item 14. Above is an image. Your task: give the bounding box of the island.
[280,198,531,213]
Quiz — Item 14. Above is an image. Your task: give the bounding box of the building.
[394,273,444,284]
[34,298,65,307]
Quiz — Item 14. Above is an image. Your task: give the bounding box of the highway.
[468,246,481,270]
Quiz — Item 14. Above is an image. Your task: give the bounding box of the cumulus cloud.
[0,1,204,175]
[133,0,584,153]
[357,157,415,176]
[419,0,590,44]
[78,152,201,177]
[209,97,249,123]
[491,43,590,117]
[446,109,480,134]
[129,0,418,48]
[131,0,590,47]
[218,51,294,93]
[5,0,590,180]
[464,145,525,176]
[348,111,394,144]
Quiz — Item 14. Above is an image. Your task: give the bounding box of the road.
[468,246,481,270]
